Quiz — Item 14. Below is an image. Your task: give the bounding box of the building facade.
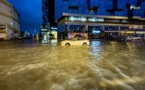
[42,0,55,27]
[0,0,20,40]
[55,0,145,39]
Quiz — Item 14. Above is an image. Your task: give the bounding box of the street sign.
[0,25,6,30]
[41,28,48,32]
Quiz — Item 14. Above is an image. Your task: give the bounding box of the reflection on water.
[0,40,145,90]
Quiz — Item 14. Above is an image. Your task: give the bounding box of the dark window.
[69,6,78,13]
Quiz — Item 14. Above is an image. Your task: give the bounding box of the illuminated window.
[130,5,140,9]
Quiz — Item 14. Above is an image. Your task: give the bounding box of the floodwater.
[0,40,145,90]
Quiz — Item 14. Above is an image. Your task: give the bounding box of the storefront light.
[69,16,75,21]
[81,17,86,21]
[69,16,81,21]
[88,18,96,22]
[96,18,104,22]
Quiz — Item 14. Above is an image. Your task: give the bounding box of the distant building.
[41,0,57,40]
[43,0,145,39]
[0,0,20,40]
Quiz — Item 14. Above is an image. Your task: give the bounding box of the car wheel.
[65,43,70,46]
[83,43,87,46]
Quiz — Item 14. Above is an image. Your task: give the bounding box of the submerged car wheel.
[83,43,87,46]
[65,43,70,46]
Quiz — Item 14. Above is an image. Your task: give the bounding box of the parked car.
[126,36,142,41]
[125,36,132,41]
[61,37,90,46]
[131,37,142,40]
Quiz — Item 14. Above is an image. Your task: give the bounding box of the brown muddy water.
[0,40,145,90]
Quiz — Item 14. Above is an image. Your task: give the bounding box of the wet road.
[0,40,145,90]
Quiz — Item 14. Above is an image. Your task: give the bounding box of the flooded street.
[0,40,145,90]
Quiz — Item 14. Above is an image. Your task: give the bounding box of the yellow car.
[61,37,90,46]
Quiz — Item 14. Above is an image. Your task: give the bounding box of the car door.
[76,37,84,45]
[71,39,81,45]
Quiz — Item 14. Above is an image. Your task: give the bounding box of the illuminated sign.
[88,18,104,22]
[41,28,47,32]
[136,31,145,34]
[133,25,143,29]
[69,16,104,22]
[130,6,140,9]
[51,27,57,30]
[69,16,81,21]
[121,31,135,34]
[92,30,100,34]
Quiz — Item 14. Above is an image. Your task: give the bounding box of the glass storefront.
[55,0,145,40]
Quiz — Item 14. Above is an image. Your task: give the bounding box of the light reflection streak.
[90,41,101,56]
[100,75,145,87]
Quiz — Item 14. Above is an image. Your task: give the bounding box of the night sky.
[7,0,42,34]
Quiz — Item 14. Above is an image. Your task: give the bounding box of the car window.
[77,37,85,40]
[71,38,77,41]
